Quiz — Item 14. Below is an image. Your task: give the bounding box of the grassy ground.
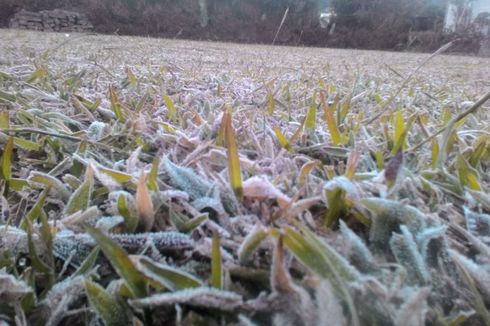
[1,29,490,325]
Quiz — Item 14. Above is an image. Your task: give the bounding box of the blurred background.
[1,0,489,55]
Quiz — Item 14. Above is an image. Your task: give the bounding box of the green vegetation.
[0,29,490,325]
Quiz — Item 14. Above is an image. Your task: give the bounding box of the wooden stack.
[9,9,93,33]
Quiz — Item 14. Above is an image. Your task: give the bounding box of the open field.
[1,29,490,325]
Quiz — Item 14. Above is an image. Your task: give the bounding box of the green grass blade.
[133,256,203,291]
[73,247,100,277]
[211,232,223,289]
[84,280,131,326]
[0,137,13,191]
[64,167,93,215]
[148,156,160,191]
[84,224,147,298]
[238,224,268,264]
[29,172,71,200]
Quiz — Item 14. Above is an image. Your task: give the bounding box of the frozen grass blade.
[132,256,203,291]
[224,109,243,201]
[84,224,147,298]
[163,94,177,122]
[324,102,342,145]
[409,90,490,153]
[84,279,131,326]
[0,29,488,325]
[0,136,13,194]
[305,92,317,132]
[109,85,125,122]
[72,247,100,277]
[365,41,454,125]
[289,116,306,145]
[298,159,321,186]
[29,172,71,201]
[276,225,360,326]
[96,166,134,184]
[64,166,94,215]
[272,6,289,45]
[136,170,155,231]
[211,232,223,289]
[238,224,268,264]
[147,156,160,192]
[117,193,138,233]
[457,153,481,191]
[273,127,292,152]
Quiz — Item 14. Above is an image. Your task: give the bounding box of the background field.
[1,29,490,325]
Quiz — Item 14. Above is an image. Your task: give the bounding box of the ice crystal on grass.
[464,207,490,245]
[34,276,85,325]
[339,221,376,273]
[363,198,426,252]
[390,226,431,285]
[415,225,449,268]
[163,158,213,200]
[394,287,431,326]
[0,30,489,325]
[129,287,243,311]
[0,269,32,302]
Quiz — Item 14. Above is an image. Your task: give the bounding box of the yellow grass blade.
[163,94,177,122]
[457,153,481,191]
[344,150,360,179]
[148,156,160,191]
[273,127,292,152]
[109,85,125,122]
[216,110,230,147]
[1,136,13,182]
[0,111,9,129]
[225,110,243,200]
[305,92,317,131]
[431,138,439,169]
[267,91,275,115]
[289,116,306,145]
[324,103,342,145]
[298,159,321,185]
[211,232,222,289]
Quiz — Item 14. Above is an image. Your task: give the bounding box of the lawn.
[1,29,490,325]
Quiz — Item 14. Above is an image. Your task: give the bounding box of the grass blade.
[29,172,71,201]
[85,279,131,326]
[324,105,342,146]
[0,136,13,193]
[305,92,317,132]
[163,94,177,122]
[132,256,203,291]
[64,166,93,215]
[109,85,125,122]
[273,127,292,152]
[136,170,155,231]
[84,224,147,298]
[211,232,223,289]
[457,153,481,191]
[238,224,268,264]
[224,109,243,201]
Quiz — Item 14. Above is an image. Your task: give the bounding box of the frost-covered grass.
[1,28,490,325]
